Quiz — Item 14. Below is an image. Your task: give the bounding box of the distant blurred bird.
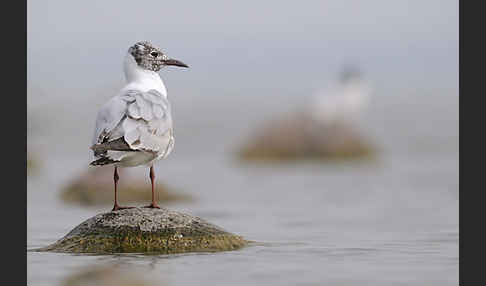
[90,41,188,211]
[308,67,372,126]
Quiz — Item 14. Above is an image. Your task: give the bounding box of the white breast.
[122,54,168,97]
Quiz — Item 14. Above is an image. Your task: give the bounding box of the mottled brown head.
[128,41,188,72]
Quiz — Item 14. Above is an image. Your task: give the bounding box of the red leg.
[144,166,160,208]
[112,166,134,211]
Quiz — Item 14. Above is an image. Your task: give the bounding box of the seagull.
[89,41,188,211]
[308,67,372,126]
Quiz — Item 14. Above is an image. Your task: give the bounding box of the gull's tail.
[89,138,136,166]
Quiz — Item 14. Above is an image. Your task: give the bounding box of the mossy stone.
[37,208,248,254]
[237,112,377,162]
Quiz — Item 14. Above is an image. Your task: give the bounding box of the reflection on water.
[60,264,159,286]
[27,89,458,286]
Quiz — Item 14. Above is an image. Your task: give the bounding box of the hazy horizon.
[28,0,458,97]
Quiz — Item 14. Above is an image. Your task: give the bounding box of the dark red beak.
[163,58,189,68]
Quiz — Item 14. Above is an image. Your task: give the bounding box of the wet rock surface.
[38,207,248,254]
[60,167,190,206]
[237,112,377,162]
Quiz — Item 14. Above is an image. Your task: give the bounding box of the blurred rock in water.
[60,167,191,206]
[27,152,41,177]
[62,265,158,286]
[39,207,248,254]
[237,111,377,162]
[237,67,378,162]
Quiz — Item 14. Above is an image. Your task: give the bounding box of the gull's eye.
[150,51,159,57]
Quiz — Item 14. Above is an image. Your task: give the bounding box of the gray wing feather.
[91,96,128,147]
[91,89,173,156]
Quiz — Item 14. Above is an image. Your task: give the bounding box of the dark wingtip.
[90,157,119,166]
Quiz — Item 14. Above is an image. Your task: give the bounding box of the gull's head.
[128,41,189,72]
[339,66,362,85]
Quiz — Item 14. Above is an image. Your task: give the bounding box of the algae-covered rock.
[60,167,190,206]
[38,207,248,254]
[27,152,41,177]
[63,265,157,286]
[237,112,377,162]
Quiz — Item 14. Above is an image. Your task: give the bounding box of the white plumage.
[88,41,188,210]
[90,51,175,167]
[309,71,372,126]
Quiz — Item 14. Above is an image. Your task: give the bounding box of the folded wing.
[91,89,173,161]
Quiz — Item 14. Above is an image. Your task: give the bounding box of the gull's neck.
[122,54,167,97]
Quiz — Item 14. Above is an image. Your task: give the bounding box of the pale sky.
[27,0,458,97]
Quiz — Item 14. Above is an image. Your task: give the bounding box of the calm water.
[27,88,458,285]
